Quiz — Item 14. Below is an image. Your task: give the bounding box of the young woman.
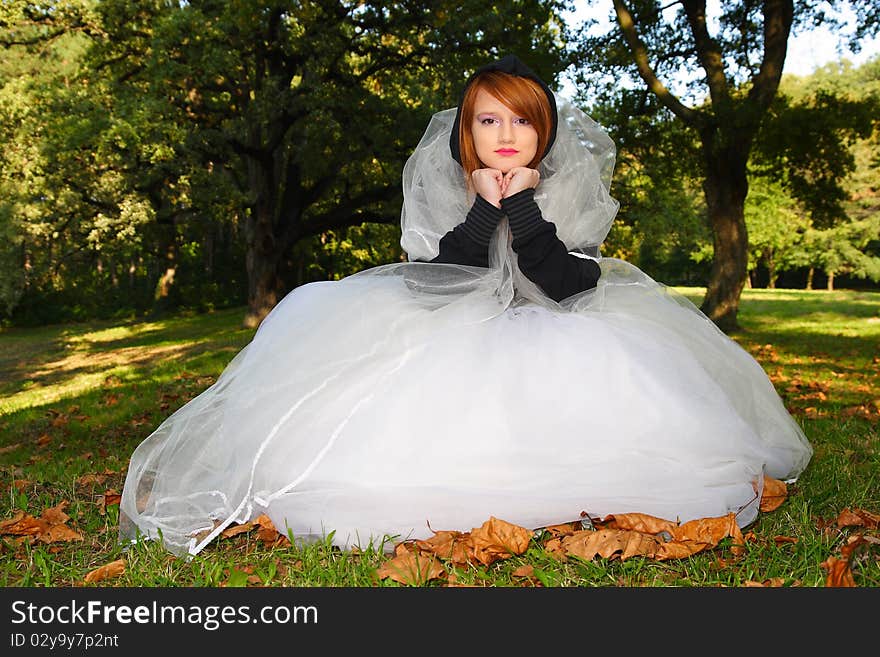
[119,55,812,557]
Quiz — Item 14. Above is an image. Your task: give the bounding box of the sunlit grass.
[1,290,878,587]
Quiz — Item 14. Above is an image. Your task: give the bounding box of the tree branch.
[299,185,400,240]
[612,0,700,126]
[681,0,730,109]
[748,0,793,112]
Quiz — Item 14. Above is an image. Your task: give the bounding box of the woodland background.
[1,0,878,331]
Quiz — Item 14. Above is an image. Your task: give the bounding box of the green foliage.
[743,177,810,287]
[1,0,569,325]
[753,86,877,226]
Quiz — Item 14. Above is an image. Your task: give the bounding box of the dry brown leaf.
[543,536,566,560]
[743,578,785,587]
[840,535,869,561]
[42,524,85,543]
[77,474,108,486]
[670,513,744,552]
[655,540,714,560]
[0,502,83,544]
[0,510,44,537]
[469,517,532,566]
[376,551,446,585]
[220,523,254,539]
[821,556,856,587]
[759,476,788,512]
[42,501,72,525]
[0,443,22,455]
[97,490,121,516]
[601,513,679,535]
[252,514,285,546]
[773,535,798,546]
[563,528,663,562]
[414,530,471,565]
[84,559,126,584]
[512,565,534,578]
[543,522,579,537]
[11,479,31,492]
[837,508,880,530]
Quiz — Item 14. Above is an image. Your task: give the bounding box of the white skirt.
[119,257,812,556]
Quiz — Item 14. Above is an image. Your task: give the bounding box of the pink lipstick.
[495,149,519,156]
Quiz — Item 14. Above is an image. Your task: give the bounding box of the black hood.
[449,54,558,166]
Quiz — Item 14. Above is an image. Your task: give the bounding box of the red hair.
[457,71,553,181]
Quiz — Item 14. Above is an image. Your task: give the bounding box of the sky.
[560,3,879,99]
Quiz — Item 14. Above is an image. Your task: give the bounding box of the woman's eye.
[515,118,530,125]
[480,118,497,125]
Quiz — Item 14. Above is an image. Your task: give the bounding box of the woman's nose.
[499,121,514,143]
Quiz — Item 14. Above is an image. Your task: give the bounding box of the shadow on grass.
[0,307,255,410]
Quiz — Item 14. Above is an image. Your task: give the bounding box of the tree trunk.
[154,240,177,301]
[699,137,750,333]
[767,255,777,289]
[826,270,834,291]
[806,266,814,290]
[243,202,287,329]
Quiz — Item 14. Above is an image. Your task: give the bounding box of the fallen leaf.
[602,513,680,535]
[543,537,566,560]
[414,530,471,565]
[84,559,125,584]
[42,501,72,525]
[669,513,745,557]
[821,556,856,587]
[543,522,579,537]
[773,535,798,546]
[50,414,68,428]
[562,528,663,561]
[97,490,121,516]
[836,508,880,530]
[252,514,282,545]
[840,535,869,561]
[221,523,254,539]
[469,517,532,566]
[11,479,32,492]
[0,501,83,544]
[0,443,22,455]
[743,578,785,587]
[512,565,534,578]
[376,550,445,585]
[77,474,108,486]
[759,476,788,512]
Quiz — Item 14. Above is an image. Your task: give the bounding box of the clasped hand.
[472,167,540,208]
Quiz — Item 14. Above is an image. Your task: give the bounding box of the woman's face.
[470,88,538,174]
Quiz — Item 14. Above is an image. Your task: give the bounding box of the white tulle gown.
[119,97,812,556]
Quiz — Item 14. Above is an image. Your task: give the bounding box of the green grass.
[1,290,878,587]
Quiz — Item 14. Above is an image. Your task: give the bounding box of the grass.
[1,289,878,587]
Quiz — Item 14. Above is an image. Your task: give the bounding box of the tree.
[743,177,808,288]
[0,5,159,323]
[789,216,880,290]
[90,0,568,327]
[572,0,879,331]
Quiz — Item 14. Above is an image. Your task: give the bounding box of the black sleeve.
[428,194,503,268]
[501,188,601,302]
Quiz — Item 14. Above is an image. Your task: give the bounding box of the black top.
[428,188,601,302]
